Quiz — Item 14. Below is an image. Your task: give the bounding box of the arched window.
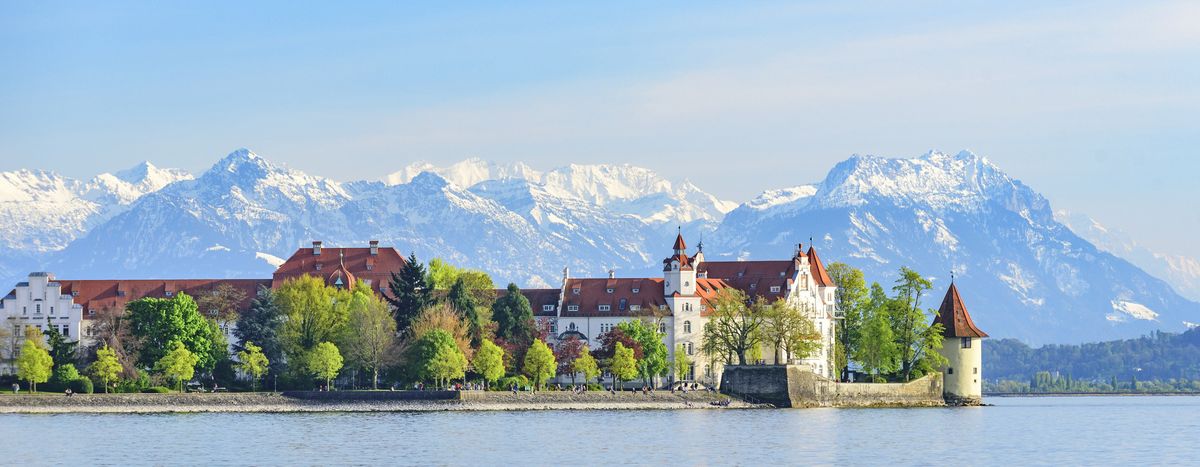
[683,321,691,333]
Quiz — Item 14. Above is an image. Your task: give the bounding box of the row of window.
[19,303,57,315]
[10,323,69,337]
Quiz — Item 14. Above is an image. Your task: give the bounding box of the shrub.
[587,383,603,391]
[72,378,94,394]
[494,375,530,391]
[142,386,171,393]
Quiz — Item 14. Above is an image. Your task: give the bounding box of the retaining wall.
[721,365,944,408]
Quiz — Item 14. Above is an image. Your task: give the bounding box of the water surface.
[0,396,1194,465]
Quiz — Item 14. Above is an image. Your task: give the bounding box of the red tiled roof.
[59,279,272,316]
[272,244,406,295]
[698,260,795,302]
[561,278,669,317]
[496,288,562,317]
[933,283,988,338]
[672,233,687,251]
[807,247,834,288]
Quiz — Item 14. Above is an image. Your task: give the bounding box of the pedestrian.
[65,388,73,397]
[11,383,18,394]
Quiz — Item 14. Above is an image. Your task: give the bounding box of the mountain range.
[1,148,1196,344]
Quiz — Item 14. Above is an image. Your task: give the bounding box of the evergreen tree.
[234,287,285,379]
[386,252,433,333]
[492,283,534,343]
[42,326,78,368]
[448,277,483,346]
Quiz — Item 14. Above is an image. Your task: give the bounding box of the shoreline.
[984,392,1200,397]
[0,391,759,414]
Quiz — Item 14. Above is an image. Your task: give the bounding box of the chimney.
[608,269,616,279]
[369,240,379,256]
[313,241,323,256]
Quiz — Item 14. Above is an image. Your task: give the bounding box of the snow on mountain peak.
[815,149,1018,211]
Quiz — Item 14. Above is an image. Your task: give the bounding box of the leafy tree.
[448,277,485,347]
[307,342,344,389]
[573,347,600,386]
[554,335,586,385]
[610,342,638,389]
[593,327,643,361]
[42,325,78,368]
[344,287,398,389]
[617,319,667,386]
[408,303,474,361]
[126,293,222,372]
[0,325,11,372]
[673,344,692,381]
[155,341,198,392]
[473,339,505,387]
[701,289,762,365]
[196,283,248,328]
[89,345,122,393]
[827,262,868,380]
[427,258,498,292]
[51,363,81,388]
[236,342,270,392]
[234,287,285,380]
[82,305,137,379]
[523,340,557,391]
[410,329,466,389]
[276,276,352,376]
[857,290,899,381]
[492,283,534,344]
[889,267,944,381]
[17,336,53,392]
[760,299,820,364]
[386,252,434,333]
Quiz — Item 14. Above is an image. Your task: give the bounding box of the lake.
[0,396,1195,465]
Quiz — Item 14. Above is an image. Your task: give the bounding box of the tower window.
[961,337,972,349]
[572,288,580,294]
[948,367,954,374]
[683,321,691,333]
[606,288,614,294]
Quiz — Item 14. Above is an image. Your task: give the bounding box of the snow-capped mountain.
[5,148,1196,344]
[710,150,1198,344]
[0,162,191,278]
[1056,210,1200,302]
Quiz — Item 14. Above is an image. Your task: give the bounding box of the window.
[363,279,372,287]
[948,367,954,374]
[35,304,41,314]
[973,367,978,375]
[632,288,640,294]
[165,291,174,297]
[659,305,667,311]
[685,342,694,355]
[619,298,627,311]
[684,281,690,287]
[683,321,691,333]
[572,288,580,294]
[568,322,577,331]
[630,305,641,311]
[88,309,95,316]
[659,322,666,334]
[567,305,579,312]
[750,283,757,289]
[606,288,614,294]
[684,303,691,312]
[542,304,555,312]
[49,306,54,315]
[961,337,972,349]
[600,323,612,333]
[770,286,781,293]
[598,305,610,312]
[315,263,322,271]
[62,324,69,337]
[22,306,26,315]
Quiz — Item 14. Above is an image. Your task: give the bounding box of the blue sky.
[2,1,1198,258]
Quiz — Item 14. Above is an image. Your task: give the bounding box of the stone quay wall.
[720,364,945,408]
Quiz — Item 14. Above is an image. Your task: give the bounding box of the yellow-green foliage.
[17,337,53,392]
[522,340,556,390]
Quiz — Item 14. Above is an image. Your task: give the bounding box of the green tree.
[473,339,505,387]
[89,345,122,393]
[610,342,639,389]
[42,325,78,368]
[448,277,485,347]
[196,283,248,331]
[307,342,344,389]
[126,292,222,372]
[16,337,53,392]
[857,292,899,382]
[889,267,945,381]
[344,287,398,389]
[701,289,762,365]
[673,344,692,381]
[522,340,557,391]
[386,252,434,333]
[234,287,285,381]
[617,319,667,386]
[827,262,869,380]
[573,347,600,386]
[276,275,352,377]
[492,283,535,344]
[410,329,467,388]
[236,341,270,392]
[761,299,821,364]
[155,341,198,392]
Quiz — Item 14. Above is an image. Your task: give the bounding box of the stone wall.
[720,365,945,408]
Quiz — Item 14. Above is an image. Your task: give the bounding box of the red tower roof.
[673,232,687,251]
[933,283,988,338]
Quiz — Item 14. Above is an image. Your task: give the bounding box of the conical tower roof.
[933,282,988,338]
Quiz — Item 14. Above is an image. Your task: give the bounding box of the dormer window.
[598,304,611,312]
[572,288,580,295]
[780,271,786,277]
[770,286,781,293]
[567,305,579,312]
[632,288,640,294]
[737,272,744,278]
[542,304,555,312]
[606,288,614,294]
[750,283,757,289]
[630,305,641,311]
[315,263,323,271]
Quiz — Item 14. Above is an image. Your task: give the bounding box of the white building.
[536,233,840,386]
[0,272,85,373]
[933,281,989,403]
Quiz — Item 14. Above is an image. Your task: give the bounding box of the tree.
[523,340,557,391]
[234,287,285,381]
[307,342,344,389]
[759,299,820,364]
[344,287,398,389]
[610,342,638,389]
[89,345,122,393]
[42,325,77,368]
[673,344,692,382]
[448,277,485,347]
[410,329,466,389]
[236,342,270,392]
[386,252,434,333]
[16,336,53,392]
[0,325,11,372]
[617,319,667,386]
[155,341,198,392]
[408,303,474,361]
[701,289,762,365]
[473,339,505,387]
[554,335,586,385]
[276,276,352,376]
[82,305,137,379]
[857,295,899,382]
[827,262,869,381]
[492,283,534,344]
[126,292,222,373]
[573,347,600,386]
[196,283,248,329]
[888,267,944,381]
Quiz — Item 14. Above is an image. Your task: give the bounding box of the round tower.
[932,281,988,405]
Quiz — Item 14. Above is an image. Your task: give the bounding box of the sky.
[1,1,1198,258]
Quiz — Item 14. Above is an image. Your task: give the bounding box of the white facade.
[0,272,85,374]
[939,336,983,401]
